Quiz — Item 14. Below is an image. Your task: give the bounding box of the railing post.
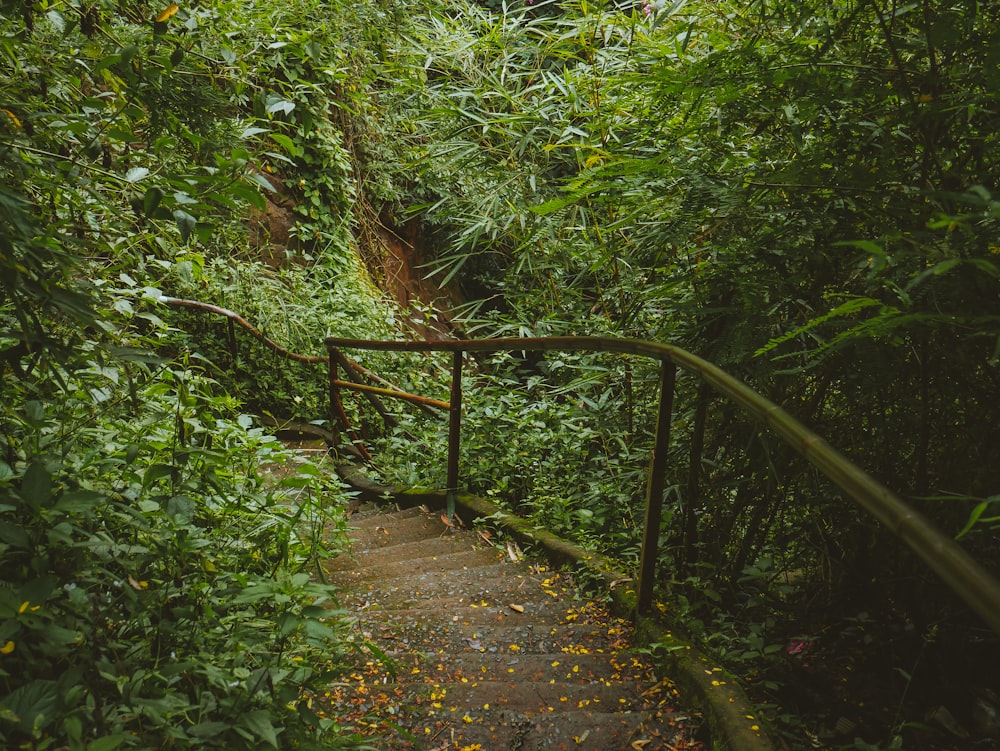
[329,352,342,441]
[446,350,464,519]
[328,348,344,431]
[328,346,372,461]
[637,359,676,616]
[227,318,238,360]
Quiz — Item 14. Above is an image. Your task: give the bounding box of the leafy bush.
[0,327,360,749]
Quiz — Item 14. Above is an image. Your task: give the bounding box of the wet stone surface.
[318,504,705,750]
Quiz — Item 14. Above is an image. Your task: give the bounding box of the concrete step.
[326,546,502,584]
[347,512,453,549]
[333,561,584,611]
[327,531,483,572]
[381,625,618,659]
[424,708,663,751]
[347,504,426,528]
[322,495,693,750]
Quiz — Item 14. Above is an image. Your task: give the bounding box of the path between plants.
[321,502,706,750]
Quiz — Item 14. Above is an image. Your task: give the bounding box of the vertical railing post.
[446,350,464,519]
[328,346,372,461]
[329,350,342,442]
[227,318,238,360]
[637,359,676,616]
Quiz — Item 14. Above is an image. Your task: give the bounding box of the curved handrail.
[161,296,327,364]
[325,335,1000,636]
[158,296,442,418]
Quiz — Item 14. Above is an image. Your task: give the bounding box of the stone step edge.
[336,461,775,751]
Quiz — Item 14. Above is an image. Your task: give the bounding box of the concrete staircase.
[322,504,701,750]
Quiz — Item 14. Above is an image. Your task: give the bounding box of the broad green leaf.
[187,721,231,738]
[119,44,138,65]
[269,133,298,154]
[142,463,174,489]
[0,521,29,548]
[166,494,195,523]
[0,679,59,732]
[242,710,279,748]
[20,461,52,507]
[25,401,45,426]
[247,172,276,192]
[172,209,197,243]
[265,98,296,115]
[87,735,129,751]
[55,489,104,513]
[143,186,164,216]
[42,624,81,648]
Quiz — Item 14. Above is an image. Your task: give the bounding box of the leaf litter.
[316,505,706,750]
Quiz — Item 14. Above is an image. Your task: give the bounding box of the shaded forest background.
[1,0,998,749]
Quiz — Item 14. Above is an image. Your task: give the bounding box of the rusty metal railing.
[326,335,1000,634]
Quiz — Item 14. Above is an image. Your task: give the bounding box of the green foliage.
[0,330,359,749]
[362,0,1000,746]
[0,0,412,748]
[162,255,405,421]
[4,0,1000,747]
[387,0,659,332]
[375,0,1000,602]
[373,349,657,557]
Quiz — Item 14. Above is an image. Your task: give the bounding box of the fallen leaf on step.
[477,530,493,543]
[508,603,525,613]
[631,740,652,750]
[441,514,454,527]
[506,541,522,562]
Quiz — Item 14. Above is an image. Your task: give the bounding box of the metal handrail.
[325,335,1000,635]
[158,296,442,457]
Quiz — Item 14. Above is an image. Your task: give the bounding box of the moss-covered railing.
[325,335,1000,636]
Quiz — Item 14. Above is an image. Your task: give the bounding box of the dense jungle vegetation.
[2,0,998,749]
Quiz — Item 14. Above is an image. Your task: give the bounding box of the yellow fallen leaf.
[155,3,179,22]
[1,109,21,128]
[631,741,652,750]
[508,603,524,613]
[0,641,14,654]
